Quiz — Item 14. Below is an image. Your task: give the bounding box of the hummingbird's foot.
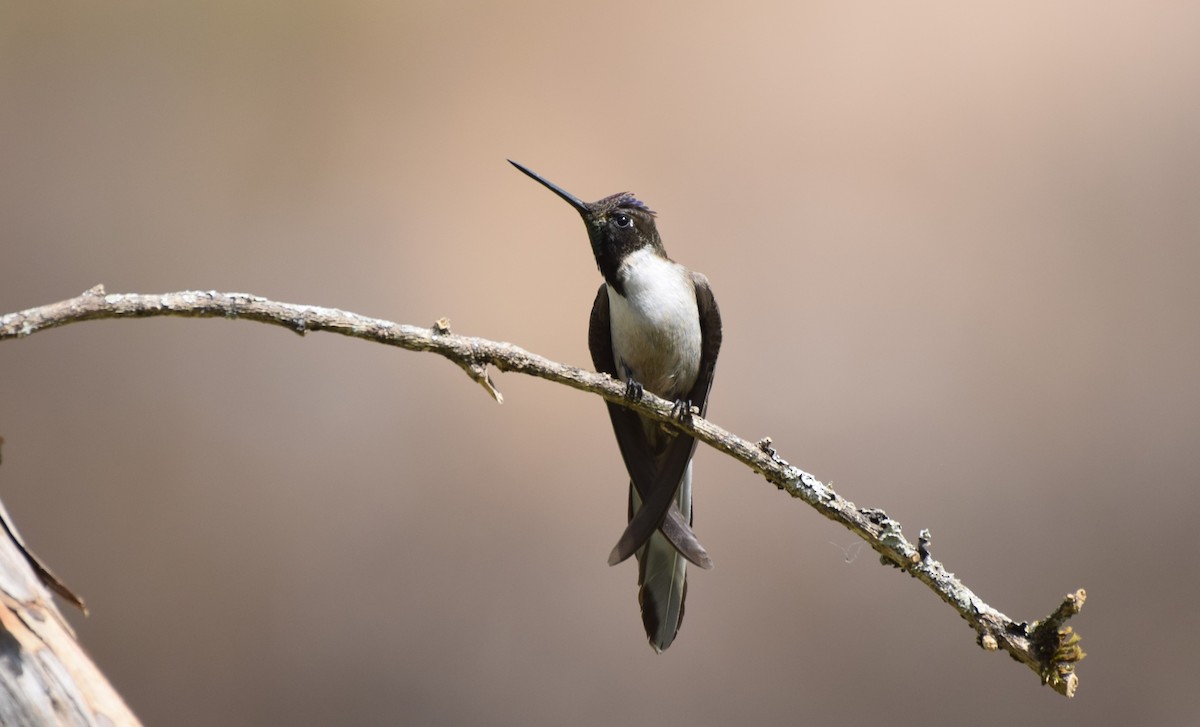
[624,379,644,402]
[670,398,694,422]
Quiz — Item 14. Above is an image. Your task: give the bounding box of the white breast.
[608,248,702,400]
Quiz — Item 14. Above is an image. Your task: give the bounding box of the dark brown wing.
[688,271,722,416]
[589,284,713,569]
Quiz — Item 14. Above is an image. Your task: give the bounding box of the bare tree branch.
[0,439,142,726]
[1,285,1087,697]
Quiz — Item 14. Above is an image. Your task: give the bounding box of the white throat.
[607,248,702,400]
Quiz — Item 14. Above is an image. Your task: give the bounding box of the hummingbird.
[509,160,722,652]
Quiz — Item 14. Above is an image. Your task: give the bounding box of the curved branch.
[1,285,1087,697]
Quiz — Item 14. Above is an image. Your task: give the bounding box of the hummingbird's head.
[509,160,664,289]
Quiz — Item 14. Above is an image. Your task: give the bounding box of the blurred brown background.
[2,2,1198,725]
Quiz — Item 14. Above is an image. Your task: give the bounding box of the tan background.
[2,2,1198,725]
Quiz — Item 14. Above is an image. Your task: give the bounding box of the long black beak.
[508,160,590,216]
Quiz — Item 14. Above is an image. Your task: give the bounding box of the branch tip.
[456,360,503,403]
[1030,589,1088,696]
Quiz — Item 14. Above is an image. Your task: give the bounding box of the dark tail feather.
[638,530,688,652]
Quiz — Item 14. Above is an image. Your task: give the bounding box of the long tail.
[634,461,692,652]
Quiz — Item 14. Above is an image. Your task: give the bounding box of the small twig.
[1,286,1087,696]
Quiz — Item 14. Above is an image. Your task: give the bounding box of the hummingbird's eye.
[613,213,633,229]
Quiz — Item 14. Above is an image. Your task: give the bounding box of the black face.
[509,159,668,295]
[584,193,663,294]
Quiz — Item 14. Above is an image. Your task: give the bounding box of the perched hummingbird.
[509,160,722,652]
